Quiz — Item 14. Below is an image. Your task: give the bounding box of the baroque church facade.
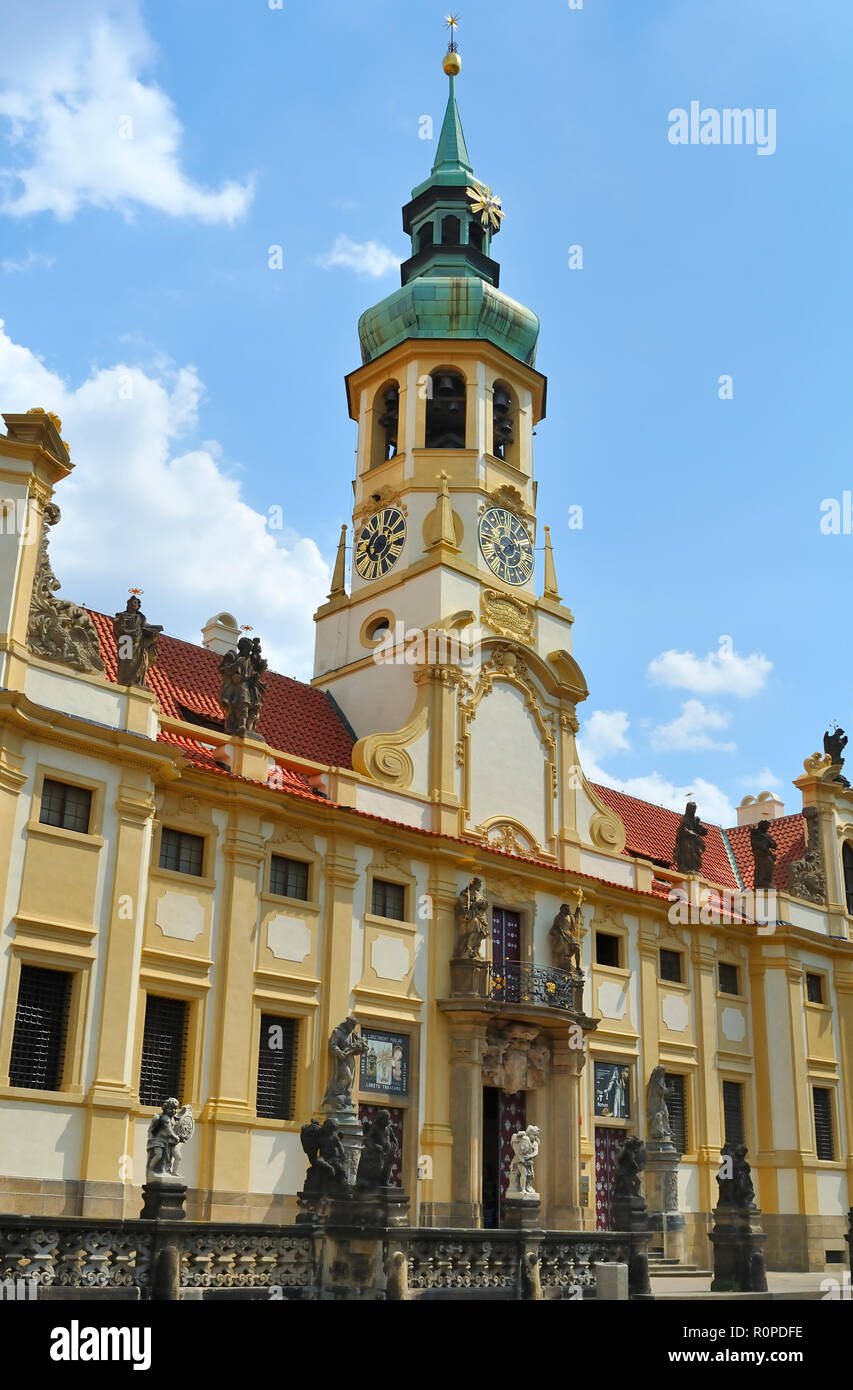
[0,59,850,1273]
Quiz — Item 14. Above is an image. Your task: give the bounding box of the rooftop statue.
[218,635,267,738]
[749,819,777,891]
[673,801,707,875]
[113,594,162,688]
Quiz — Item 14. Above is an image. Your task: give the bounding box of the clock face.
[478,506,534,586]
[355,506,407,581]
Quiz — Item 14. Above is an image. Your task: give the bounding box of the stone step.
[649,1266,713,1278]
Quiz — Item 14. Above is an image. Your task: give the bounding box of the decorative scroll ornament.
[787,805,827,904]
[482,1021,550,1095]
[27,503,105,673]
[483,484,530,520]
[480,588,534,643]
[353,484,408,522]
[351,695,429,790]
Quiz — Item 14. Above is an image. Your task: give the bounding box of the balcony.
[488,962,584,1013]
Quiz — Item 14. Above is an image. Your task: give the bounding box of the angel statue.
[146,1098,194,1181]
[454,877,490,959]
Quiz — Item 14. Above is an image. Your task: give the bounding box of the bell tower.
[313,26,600,860]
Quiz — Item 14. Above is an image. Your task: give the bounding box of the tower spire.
[432,16,472,179]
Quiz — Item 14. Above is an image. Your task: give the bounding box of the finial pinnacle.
[443,13,461,75]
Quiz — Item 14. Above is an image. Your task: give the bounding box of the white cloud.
[0,1,253,223]
[1,248,55,273]
[317,235,402,278]
[647,640,772,697]
[584,756,737,829]
[651,699,735,754]
[0,320,328,679]
[736,767,782,791]
[577,709,630,764]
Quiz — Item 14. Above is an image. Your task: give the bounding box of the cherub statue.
[454,877,490,959]
[550,888,583,972]
[614,1135,646,1199]
[113,594,162,688]
[146,1098,194,1181]
[673,802,707,874]
[218,635,268,738]
[507,1125,540,1199]
[321,1017,367,1111]
[356,1109,398,1188]
[646,1065,673,1144]
[300,1117,348,1193]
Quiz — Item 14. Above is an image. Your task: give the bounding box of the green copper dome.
[358,277,540,367]
[357,72,540,368]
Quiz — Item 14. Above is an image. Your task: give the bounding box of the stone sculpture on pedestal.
[673,802,707,874]
[646,1065,674,1145]
[644,1066,684,1263]
[140,1098,194,1220]
[750,819,778,890]
[507,1125,540,1199]
[453,877,490,959]
[549,890,583,973]
[710,1143,768,1292]
[113,594,162,688]
[321,1016,367,1112]
[300,1117,349,1195]
[218,635,268,737]
[356,1109,397,1188]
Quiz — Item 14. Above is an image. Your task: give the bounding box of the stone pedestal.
[710,1206,768,1292]
[347,1188,411,1229]
[645,1142,685,1262]
[450,956,489,998]
[140,1177,187,1221]
[502,1195,542,1230]
[612,1194,652,1299]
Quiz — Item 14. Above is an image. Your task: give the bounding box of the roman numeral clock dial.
[354,506,407,581]
[478,506,534,586]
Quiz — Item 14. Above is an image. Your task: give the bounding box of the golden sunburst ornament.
[466,180,505,230]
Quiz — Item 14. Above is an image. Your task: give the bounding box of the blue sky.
[1,0,851,826]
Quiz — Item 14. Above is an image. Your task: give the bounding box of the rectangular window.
[372,879,406,921]
[39,778,92,834]
[269,855,309,901]
[139,995,188,1106]
[722,1080,745,1146]
[659,949,682,983]
[813,1087,836,1161]
[718,962,740,996]
[256,1015,298,1120]
[595,932,621,968]
[667,1074,687,1154]
[9,965,72,1091]
[159,827,205,877]
[806,973,824,1005]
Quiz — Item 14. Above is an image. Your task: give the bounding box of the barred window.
[9,966,71,1091]
[813,1087,835,1161]
[139,995,188,1106]
[269,855,309,901]
[723,1080,745,1146]
[372,879,405,921]
[806,973,824,1005]
[843,842,853,915]
[659,949,682,983]
[718,962,740,996]
[159,827,205,877]
[256,1015,298,1120]
[39,778,92,834]
[667,1074,687,1154]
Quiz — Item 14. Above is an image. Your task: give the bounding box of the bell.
[434,374,458,397]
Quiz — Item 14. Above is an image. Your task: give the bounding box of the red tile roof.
[590,784,740,889]
[89,611,355,769]
[726,815,806,891]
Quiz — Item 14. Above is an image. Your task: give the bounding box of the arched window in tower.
[370,382,400,467]
[425,371,467,449]
[492,381,518,464]
[417,221,434,252]
[441,214,461,245]
[843,842,853,915]
[469,220,484,252]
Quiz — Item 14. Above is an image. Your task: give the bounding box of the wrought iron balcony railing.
[487,962,584,1012]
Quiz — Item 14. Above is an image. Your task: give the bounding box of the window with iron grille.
[39,778,92,834]
[843,843,853,915]
[269,855,309,901]
[806,973,824,1005]
[9,965,72,1091]
[372,879,405,921]
[813,1087,835,1161]
[139,995,188,1106]
[723,1080,745,1146]
[659,949,682,983]
[718,962,740,996]
[256,1015,298,1120]
[595,932,621,968]
[667,1074,688,1154]
[159,827,205,876]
